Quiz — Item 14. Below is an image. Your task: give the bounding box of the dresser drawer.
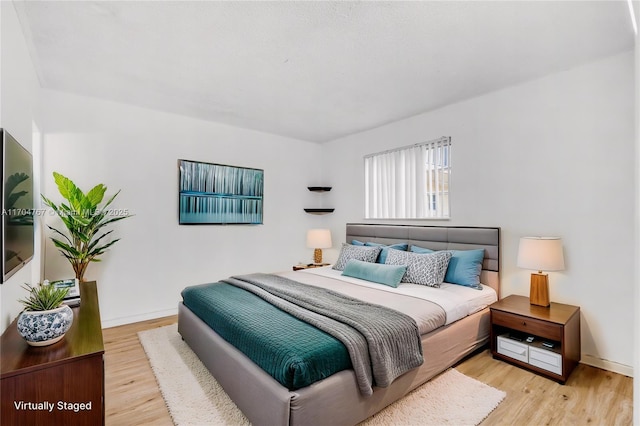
[529,347,562,375]
[492,310,562,340]
[496,335,528,363]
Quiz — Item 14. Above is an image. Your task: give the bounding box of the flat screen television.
[1,129,34,283]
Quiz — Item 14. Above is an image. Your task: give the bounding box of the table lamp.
[306,229,332,264]
[517,237,565,307]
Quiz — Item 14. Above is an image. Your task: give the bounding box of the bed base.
[178,302,490,426]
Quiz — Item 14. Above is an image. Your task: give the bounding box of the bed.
[178,223,500,425]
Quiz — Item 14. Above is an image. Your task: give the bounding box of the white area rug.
[139,324,506,426]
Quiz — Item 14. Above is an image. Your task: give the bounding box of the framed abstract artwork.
[178,159,264,225]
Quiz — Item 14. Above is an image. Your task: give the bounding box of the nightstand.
[292,263,330,271]
[490,295,580,384]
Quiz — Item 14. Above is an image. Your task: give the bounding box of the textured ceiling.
[13,1,635,142]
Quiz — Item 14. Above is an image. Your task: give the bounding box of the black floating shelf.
[307,186,332,192]
[304,208,335,215]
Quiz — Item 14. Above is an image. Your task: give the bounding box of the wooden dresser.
[1,281,105,425]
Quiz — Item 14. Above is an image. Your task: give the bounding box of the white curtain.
[365,137,450,219]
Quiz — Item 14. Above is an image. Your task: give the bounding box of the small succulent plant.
[18,283,69,311]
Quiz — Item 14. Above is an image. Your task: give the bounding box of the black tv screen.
[1,129,34,283]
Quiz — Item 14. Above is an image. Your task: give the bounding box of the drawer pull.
[522,321,526,326]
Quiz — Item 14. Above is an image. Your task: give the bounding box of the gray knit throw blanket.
[223,273,424,396]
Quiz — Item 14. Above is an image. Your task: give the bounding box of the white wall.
[321,51,636,373]
[39,89,324,327]
[0,1,42,332]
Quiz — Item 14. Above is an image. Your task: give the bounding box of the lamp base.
[529,273,550,307]
[313,248,323,264]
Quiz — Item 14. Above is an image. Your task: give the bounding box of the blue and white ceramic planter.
[17,305,74,346]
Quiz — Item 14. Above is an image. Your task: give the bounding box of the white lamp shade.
[517,237,565,272]
[306,229,332,249]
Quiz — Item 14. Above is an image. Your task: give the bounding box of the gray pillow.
[332,244,382,271]
[385,249,453,287]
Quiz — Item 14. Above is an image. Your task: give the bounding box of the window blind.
[364,137,451,219]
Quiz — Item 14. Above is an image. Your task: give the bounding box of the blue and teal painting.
[179,160,263,224]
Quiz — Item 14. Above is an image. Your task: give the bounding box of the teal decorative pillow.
[410,245,434,254]
[385,249,452,287]
[351,240,366,246]
[364,242,409,263]
[332,244,381,271]
[444,249,485,290]
[342,259,407,288]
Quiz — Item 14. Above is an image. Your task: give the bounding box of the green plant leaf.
[100,189,121,210]
[50,238,82,257]
[69,214,91,228]
[18,283,69,311]
[58,202,72,212]
[86,184,107,208]
[53,172,76,202]
[87,230,114,251]
[46,225,73,245]
[88,238,121,256]
[41,195,58,211]
[96,214,132,228]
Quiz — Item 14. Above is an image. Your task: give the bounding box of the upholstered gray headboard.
[345,223,501,295]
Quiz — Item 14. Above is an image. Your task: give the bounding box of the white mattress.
[298,266,497,325]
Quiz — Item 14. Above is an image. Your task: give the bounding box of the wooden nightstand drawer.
[529,347,562,375]
[492,310,562,341]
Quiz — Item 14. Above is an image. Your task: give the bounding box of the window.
[364,137,451,219]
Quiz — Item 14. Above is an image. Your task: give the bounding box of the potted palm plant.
[17,282,74,346]
[42,172,131,282]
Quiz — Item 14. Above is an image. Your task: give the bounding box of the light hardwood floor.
[104,316,633,425]
[457,351,633,425]
[104,316,176,426]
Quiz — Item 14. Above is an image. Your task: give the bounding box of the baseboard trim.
[101,308,178,329]
[581,354,634,377]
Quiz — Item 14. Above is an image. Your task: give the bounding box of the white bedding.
[298,266,497,325]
